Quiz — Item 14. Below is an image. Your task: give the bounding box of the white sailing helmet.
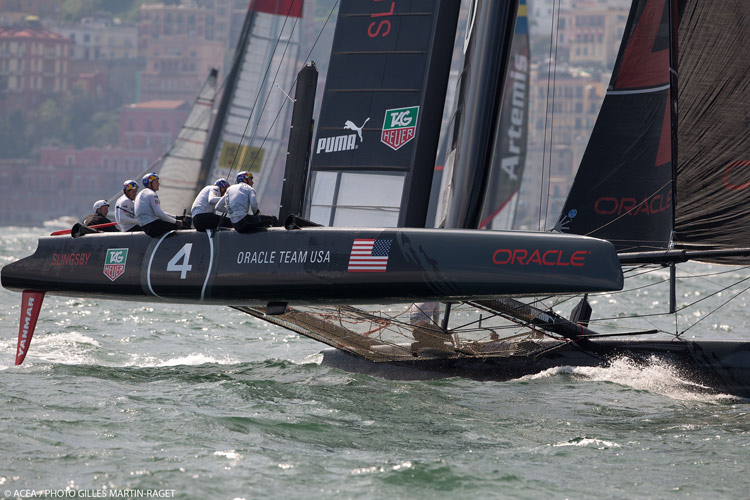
[93,200,110,212]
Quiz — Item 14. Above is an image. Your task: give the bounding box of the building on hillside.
[515,65,605,228]
[1,98,192,226]
[74,70,106,98]
[528,68,605,151]
[52,17,138,61]
[39,146,155,182]
[558,1,629,68]
[138,1,231,102]
[0,0,65,26]
[0,151,154,226]
[0,21,71,112]
[120,99,190,151]
[528,0,630,39]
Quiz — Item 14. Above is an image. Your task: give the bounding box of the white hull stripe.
[201,230,215,301]
[146,231,174,299]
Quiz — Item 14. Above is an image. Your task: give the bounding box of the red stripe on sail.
[16,290,45,365]
[252,0,303,18]
[478,190,518,229]
[615,0,669,89]
[654,95,671,167]
[723,161,750,191]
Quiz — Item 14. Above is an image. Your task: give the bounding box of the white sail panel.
[309,172,404,227]
[157,70,218,215]
[206,9,302,213]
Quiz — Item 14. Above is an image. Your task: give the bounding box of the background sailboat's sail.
[200,0,303,214]
[674,0,750,256]
[156,69,218,215]
[477,0,529,230]
[442,0,521,229]
[306,0,461,228]
[557,0,674,252]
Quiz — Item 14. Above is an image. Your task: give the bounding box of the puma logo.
[316,117,371,154]
[343,117,370,142]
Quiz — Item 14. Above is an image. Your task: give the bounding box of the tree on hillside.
[61,0,144,22]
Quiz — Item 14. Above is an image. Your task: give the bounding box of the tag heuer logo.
[381,106,419,151]
[103,248,128,282]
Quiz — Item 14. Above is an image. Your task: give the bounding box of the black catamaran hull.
[1,227,623,305]
[319,339,750,398]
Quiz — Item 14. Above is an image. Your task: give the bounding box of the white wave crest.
[522,356,733,401]
[129,352,239,367]
[553,437,621,449]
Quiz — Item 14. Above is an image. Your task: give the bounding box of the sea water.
[1,227,749,500]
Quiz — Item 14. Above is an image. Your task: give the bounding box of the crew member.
[135,173,184,237]
[191,178,232,231]
[409,302,449,353]
[115,180,142,232]
[83,200,118,231]
[218,171,277,232]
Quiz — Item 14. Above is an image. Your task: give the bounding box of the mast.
[668,0,678,239]
[667,0,678,312]
[443,0,521,229]
[279,63,318,223]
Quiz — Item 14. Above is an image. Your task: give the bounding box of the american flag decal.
[348,239,392,272]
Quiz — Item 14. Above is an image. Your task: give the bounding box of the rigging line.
[622,264,662,278]
[676,268,748,294]
[678,264,750,280]
[246,0,340,173]
[539,0,560,231]
[589,285,666,333]
[611,278,669,295]
[679,283,750,337]
[673,273,750,314]
[588,274,750,326]
[224,1,300,182]
[246,9,303,169]
[310,204,399,212]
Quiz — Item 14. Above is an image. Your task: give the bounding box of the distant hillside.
[61,0,180,23]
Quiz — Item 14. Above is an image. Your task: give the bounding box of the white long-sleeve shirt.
[135,188,176,226]
[115,194,139,231]
[190,185,223,217]
[217,183,259,224]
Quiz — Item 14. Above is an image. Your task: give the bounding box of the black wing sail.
[557,0,674,252]
[673,0,750,259]
[306,0,461,228]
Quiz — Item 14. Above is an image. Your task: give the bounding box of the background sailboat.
[558,0,750,260]
[199,0,304,215]
[111,1,309,218]
[156,69,218,215]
